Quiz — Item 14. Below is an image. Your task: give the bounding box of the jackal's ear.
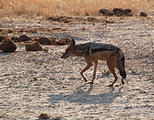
[69,38,75,47]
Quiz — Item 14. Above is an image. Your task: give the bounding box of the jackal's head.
[61,38,75,59]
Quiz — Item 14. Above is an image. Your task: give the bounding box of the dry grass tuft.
[0,0,153,17]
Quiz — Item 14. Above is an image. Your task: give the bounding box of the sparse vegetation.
[129,69,149,75]
[129,68,139,75]
[102,69,111,76]
[0,0,153,17]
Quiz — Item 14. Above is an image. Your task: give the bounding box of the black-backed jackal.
[61,39,126,87]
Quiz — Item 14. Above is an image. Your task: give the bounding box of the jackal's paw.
[107,84,113,87]
[121,80,125,85]
[83,78,87,82]
[87,81,94,84]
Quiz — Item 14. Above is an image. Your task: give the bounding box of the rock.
[18,35,31,42]
[36,37,55,45]
[8,29,13,33]
[47,16,72,23]
[123,9,132,15]
[140,12,147,17]
[87,17,98,22]
[0,29,3,32]
[113,8,123,16]
[25,42,43,51]
[54,38,70,45]
[51,118,61,120]
[99,9,108,14]
[47,17,61,22]
[0,39,17,52]
[38,113,50,119]
[84,12,89,16]
[11,36,19,42]
[99,9,113,16]
[99,8,133,16]
[0,35,5,42]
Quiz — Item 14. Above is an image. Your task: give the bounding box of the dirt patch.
[0,16,153,120]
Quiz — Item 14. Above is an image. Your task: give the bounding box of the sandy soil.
[0,16,154,120]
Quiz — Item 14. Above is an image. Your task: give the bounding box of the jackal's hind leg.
[80,62,93,82]
[107,61,118,87]
[121,78,124,84]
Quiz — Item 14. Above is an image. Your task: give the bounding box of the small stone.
[140,12,147,17]
[18,35,31,42]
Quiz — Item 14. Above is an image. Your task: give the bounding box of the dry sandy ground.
[0,16,154,120]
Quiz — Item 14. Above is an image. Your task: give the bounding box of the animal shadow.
[0,51,13,55]
[50,84,123,104]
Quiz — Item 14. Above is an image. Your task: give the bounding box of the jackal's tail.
[118,50,126,79]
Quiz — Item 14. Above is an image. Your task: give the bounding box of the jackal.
[61,39,126,87]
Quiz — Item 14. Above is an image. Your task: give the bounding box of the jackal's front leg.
[80,61,93,82]
[88,61,98,84]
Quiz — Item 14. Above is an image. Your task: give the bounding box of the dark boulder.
[25,42,43,51]
[140,12,147,17]
[39,113,50,119]
[99,9,113,16]
[113,8,123,16]
[0,39,17,52]
[54,38,70,45]
[0,35,5,42]
[18,35,31,42]
[36,37,55,45]
[11,36,19,42]
[122,9,132,16]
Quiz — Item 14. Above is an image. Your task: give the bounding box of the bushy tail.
[118,51,126,79]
